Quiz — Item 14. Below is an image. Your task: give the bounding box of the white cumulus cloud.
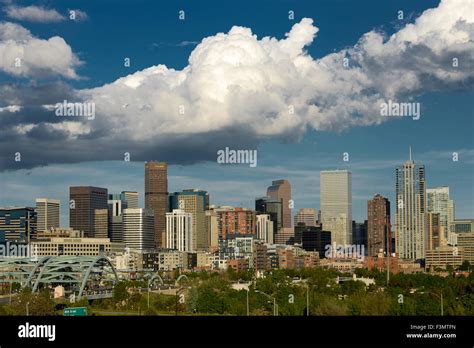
[0,22,81,78]
[5,5,65,23]
[79,0,473,142]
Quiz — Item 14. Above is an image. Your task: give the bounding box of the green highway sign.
[64,307,88,316]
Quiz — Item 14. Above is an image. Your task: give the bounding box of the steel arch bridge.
[148,273,164,289]
[0,257,43,286]
[0,256,119,298]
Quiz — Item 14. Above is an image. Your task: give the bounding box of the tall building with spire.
[145,162,168,249]
[395,148,426,260]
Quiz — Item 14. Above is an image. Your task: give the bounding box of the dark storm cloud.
[0,124,260,171]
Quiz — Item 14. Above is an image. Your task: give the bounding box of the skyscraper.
[123,208,155,250]
[256,214,274,244]
[367,194,390,257]
[166,209,193,252]
[267,179,292,228]
[395,150,426,260]
[121,191,139,209]
[320,170,352,245]
[69,186,108,238]
[427,186,454,238]
[145,162,168,249]
[107,193,127,243]
[267,179,293,244]
[205,208,219,251]
[255,197,281,243]
[35,198,60,232]
[457,232,474,263]
[298,225,331,258]
[94,209,109,238]
[0,207,37,243]
[169,189,209,250]
[352,220,368,251]
[294,208,318,227]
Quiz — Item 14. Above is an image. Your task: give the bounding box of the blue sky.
[0,0,472,226]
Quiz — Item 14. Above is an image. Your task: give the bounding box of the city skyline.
[1,149,471,233]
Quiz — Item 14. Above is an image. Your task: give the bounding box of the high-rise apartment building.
[427,186,454,238]
[166,209,193,252]
[367,194,391,257]
[294,208,318,227]
[145,161,168,249]
[320,170,352,245]
[69,186,108,238]
[216,207,256,240]
[395,150,426,260]
[35,198,60,232]
[256,214,274,244]
[427,212,442,250]
[123,208,155,250]
[169,189,209,250]
[457,232,474,263]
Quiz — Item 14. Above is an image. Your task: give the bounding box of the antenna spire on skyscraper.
[409,146,412,162]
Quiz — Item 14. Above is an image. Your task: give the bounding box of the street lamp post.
[386,228,390,286]
[429,291,444,316]
[26,302,29,316]
[246,288,249,316]
[440,293,444,316]
[147,286,150,310]
[255,290,277,316]
[306,284,310,316]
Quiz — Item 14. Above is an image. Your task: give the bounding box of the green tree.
[313,297,347,315]
[458,260,471,271]
[7,288,55,316]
